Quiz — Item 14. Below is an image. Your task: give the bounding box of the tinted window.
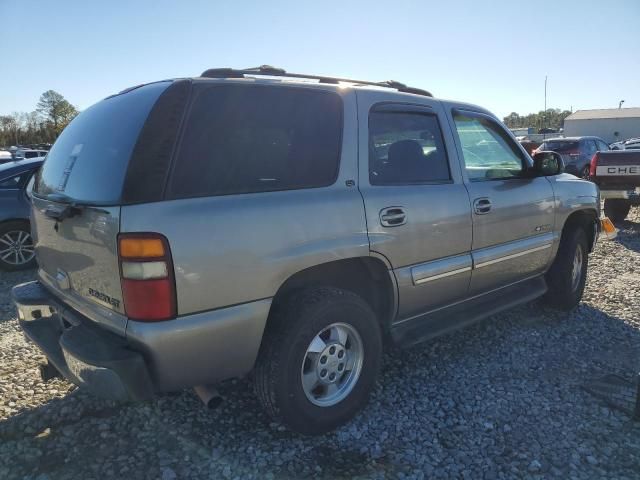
[369,110,450,185]
[34,81,170,203]
[540,140,579,152]
[453,113,524,181]
[0,171,29,189]
[169,85,342,198]
[584,140,598,155]
[596,140,609,152]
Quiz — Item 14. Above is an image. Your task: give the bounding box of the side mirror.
[531,151,564,176]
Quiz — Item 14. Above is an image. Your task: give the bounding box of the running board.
[391,276,547,347]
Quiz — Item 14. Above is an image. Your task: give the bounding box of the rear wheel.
[604,199,631,224]
[254,287,382,434]
[0,221,36,271]
[543,227,588,311]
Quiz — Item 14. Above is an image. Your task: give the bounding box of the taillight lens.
[590,152,599,177]
[118,233,176,321]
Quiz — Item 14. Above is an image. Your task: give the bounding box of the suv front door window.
[454,114,524,181]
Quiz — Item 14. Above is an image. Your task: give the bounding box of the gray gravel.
[1,209,640,479]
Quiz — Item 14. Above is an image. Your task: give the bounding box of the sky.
[1,0,639,120]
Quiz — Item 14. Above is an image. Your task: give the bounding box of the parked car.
[610,137,640,151]
[589,150,640,222]
[14,149,48,159]
[533,136,609,178]
[0,157,44,270]
[0,150,13,163]
[13,67,600,434]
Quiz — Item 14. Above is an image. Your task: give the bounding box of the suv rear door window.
[369,110,450,185]
[168,85,342,198]
[453,113,525,180]
[34,81,170,204]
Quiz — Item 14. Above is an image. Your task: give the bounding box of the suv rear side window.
[168,85,342,198]
[369,110,450,185]
[453,113,524,181]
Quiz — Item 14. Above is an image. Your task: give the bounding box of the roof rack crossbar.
[200,65,432,97]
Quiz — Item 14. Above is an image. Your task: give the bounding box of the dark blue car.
[0,157,44,270]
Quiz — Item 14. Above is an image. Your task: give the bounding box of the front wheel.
[254,287,382,434]
[543,227,588,311]
[604,199,631,223]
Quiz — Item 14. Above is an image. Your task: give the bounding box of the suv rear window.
[34,81,170,204]
[168,85,342,198]
[540,140,579,152]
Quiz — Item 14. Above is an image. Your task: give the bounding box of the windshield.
[34,81,169,204]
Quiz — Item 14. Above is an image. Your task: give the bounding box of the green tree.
[36,90,78,136]
[503,109,573,132]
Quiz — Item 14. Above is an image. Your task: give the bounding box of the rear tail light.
[590,152,599,177]
[118,233,176,321]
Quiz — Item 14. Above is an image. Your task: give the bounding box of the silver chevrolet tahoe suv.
[13,66,600,434]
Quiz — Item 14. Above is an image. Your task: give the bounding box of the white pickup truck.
[590,150,640,222]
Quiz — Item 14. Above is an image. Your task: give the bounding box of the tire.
[254,287,382,434]
[543,227,588,311]
[0,221,36,271]
[604,199,631,224]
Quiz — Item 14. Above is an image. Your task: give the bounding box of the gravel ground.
[1,209,640,480]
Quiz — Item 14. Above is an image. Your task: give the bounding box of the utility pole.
[619,99,625,109]
[544,76,547,130]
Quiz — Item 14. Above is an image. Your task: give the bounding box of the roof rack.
[200,65,432,97]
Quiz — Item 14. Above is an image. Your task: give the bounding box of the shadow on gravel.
[615,219,640,253]
[3,300,640,479]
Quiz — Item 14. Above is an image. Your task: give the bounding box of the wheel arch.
[560,208,598,252]
[268,256,397,336]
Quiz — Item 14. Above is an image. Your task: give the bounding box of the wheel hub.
[315,342,346,384]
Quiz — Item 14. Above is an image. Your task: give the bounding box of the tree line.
[0,90,78,147]
[503,108,573,131]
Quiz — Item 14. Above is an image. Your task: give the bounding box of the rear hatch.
[540,140,581,165]
[31,81,176,332]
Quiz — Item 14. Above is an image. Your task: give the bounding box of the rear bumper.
[13,281,271,399]
[13,281,153,401]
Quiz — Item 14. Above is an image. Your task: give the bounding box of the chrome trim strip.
[410,253,472,286]
[414,266,471,284]
[474,243,552,269]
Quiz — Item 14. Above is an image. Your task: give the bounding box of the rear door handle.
[380,207,407,227]
[473,197,492,215]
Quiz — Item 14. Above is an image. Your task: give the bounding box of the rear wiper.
[42,193,83,222]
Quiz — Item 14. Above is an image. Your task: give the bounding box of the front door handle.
[380,207,407,227]
[473,197,492,215]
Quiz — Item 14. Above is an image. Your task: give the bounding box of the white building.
[563,108,640,144]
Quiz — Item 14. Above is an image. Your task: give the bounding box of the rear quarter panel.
[120,88,369,316]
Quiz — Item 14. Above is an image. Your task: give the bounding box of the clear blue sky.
[1,0,639,119]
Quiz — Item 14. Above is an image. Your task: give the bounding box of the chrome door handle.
[380,207,407,227]
[473,197,492,215]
